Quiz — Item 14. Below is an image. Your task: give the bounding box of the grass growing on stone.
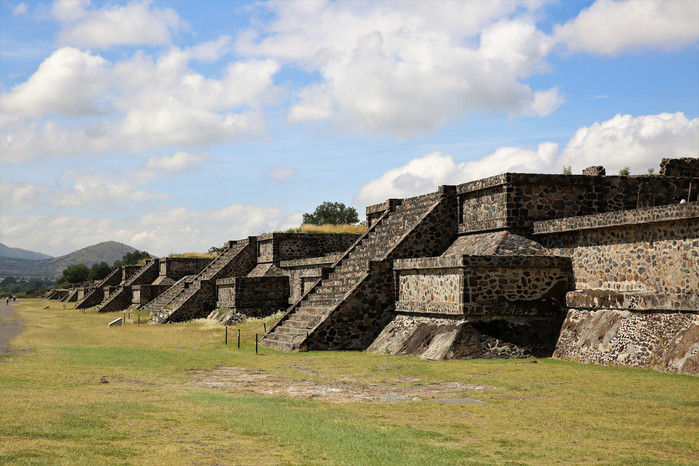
[1,299,697,464]
[282,224,367,234]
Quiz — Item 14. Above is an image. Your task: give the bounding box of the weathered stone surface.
[660,157,699,178]
[370,314,562,360]
[554,309,699,375]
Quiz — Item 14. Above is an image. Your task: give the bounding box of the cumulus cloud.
[554,0,699,56]
[0,206,303,257]
[239,1,562,137]
[265,166,299,183]
[558,113,699,173]
[354,143,558,205]
[0,47,108,118]
[0,47,281,162]
[53,0,185,48]
[354,112,698,205]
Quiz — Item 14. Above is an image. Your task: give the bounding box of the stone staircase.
[61,288,79,302]
[75,267,122,309]
[95,260,159,313]
[149,239,256,323]
[138,275,193,314]
[261,187,457,352]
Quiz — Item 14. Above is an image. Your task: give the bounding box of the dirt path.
[0,301,23,356]
[189,366,495,403]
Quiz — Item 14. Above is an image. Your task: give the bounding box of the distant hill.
[0,243,53,261]
[0,241,145,279]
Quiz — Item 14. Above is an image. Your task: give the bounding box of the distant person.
[12,295,16,301]
[5,296,8,305]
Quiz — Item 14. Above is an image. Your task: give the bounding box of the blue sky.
[1,0,697,257]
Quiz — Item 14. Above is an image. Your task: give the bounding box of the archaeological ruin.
[48,157,699,375]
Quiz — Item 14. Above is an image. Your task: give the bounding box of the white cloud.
[354,143,558,205]
[53,0,185,49]
[554,0,699,56]
[52,171,168,208]
[558,113,699,173]
[12,2,27,15]
[0,47,109,118]
[0,47,281,162]
[51,0,89,22]
[354,112,698,205]
[239,1,562,137]
[0,206,303,257]
[0,181,46,212]
[143,151,208,174]
[265,166,299,183]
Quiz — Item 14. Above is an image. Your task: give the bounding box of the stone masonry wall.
[158,257,212,281]
[393,255,571,317]
[535,203,699,295]
[216,276,289,316]
[457,173,695,234]
[280,254,339,303]
[660,157,699,178]
[132,284,172,305]
[256,233,360,264]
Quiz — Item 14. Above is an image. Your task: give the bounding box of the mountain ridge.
[0,241,146,278]
[0,243,53,261]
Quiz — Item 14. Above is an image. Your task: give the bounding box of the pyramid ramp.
[150,238,257,323]
[96,260,159,313]
[261,186,458,351]
[75,267,122,309]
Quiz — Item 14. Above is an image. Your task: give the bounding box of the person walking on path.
[5,296,9,305]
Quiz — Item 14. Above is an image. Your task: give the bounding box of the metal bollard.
[264,323,266,333]
[225,326,228,345]
[255,334,258,354]
[238,329,240,349]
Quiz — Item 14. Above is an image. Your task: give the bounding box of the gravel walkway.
[0,301,23,356]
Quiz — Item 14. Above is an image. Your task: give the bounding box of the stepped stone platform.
[48,157,699,374]
[149,238,258,323]
[212,233,359,325]
[260,157,698,374]
[261,186,459,352]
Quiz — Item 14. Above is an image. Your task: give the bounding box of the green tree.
[208,246,224,254]
[302,202,359,225]
[562,166,572,175]
[59,263,89,285]
[619,166,630,176]
[114,250,151,267]
[647,168,655,174]
[88,261,112,281]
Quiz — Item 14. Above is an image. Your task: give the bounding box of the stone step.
[265,331,305,344]
[294,305,329,316]
[259,336,297,352]
[284,318,318,329]
[271,326,310,337]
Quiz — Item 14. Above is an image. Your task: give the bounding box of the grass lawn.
[1,299,697,465]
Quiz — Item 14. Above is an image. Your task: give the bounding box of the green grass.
[0,299,697,465]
